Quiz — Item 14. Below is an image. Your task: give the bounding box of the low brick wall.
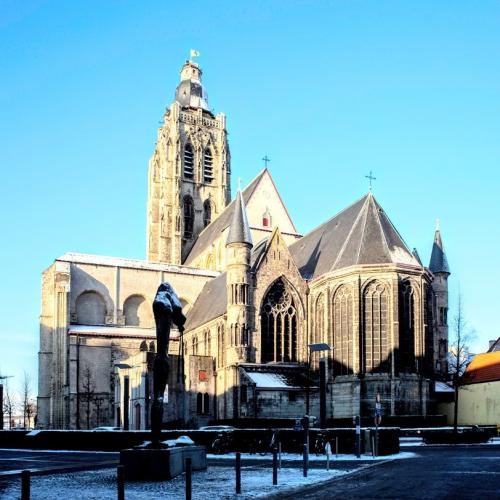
[0,427,400,455]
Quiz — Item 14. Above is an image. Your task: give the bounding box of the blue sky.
[1,1,499,393]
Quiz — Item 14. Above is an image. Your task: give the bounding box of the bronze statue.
[150,282,186,446]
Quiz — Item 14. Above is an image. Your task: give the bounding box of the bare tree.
[80,365,96,430]
[20,372,36,429]
[448,293,475,433]
[3,380,16,429]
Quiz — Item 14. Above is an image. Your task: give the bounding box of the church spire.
[429,224,450,274]
[227,190,252,246]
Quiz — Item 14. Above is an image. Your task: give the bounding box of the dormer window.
[184,143,194,179]
[203,148,213,183]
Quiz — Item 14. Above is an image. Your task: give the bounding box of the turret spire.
[227,190,252,246]
[429,225,450,274]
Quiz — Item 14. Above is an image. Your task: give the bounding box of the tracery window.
[183,196,194,239]
[399,280,416,373]
[260,278,298,363]
[362,281,389,373]
[203,148,213,183]
[333,285,353,375]
[184,143,194,179]
[203,200,212,227]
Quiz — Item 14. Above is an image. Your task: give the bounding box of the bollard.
[355,415,361,458]
[302,444,308,478]
[325,441,331,471]
[235,452,241,494]
[278,442,282,470]
[371,434,375,459]
[336,436,338,459]
[21,470,30,500]
[272,449,278,485]
[117,465,125,500]
[185,458,192,500]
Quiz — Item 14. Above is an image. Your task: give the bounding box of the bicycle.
[313,432,327,455]
[210,431,232,454]
[254,429,280,456]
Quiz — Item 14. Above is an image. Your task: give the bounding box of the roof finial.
[436,218,440,231]
[365,170,376,191]
[262,155,271,168]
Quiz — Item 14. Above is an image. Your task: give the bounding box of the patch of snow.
[0,465,362,499]
[58,252,219,277]
[245,372,293,389]
[389,246,417,265]
[207,451,417,461]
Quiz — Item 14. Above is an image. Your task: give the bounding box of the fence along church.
[38,59,450,429]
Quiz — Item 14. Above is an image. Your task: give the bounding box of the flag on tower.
[190,49,200,59]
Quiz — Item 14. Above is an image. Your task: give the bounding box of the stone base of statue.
[120,445,207,481]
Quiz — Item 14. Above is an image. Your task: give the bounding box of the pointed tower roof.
[429,227,450,274]
[227,190,252,246]
[290,192,419,279]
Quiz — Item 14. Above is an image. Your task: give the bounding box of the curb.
[0,461,118,479]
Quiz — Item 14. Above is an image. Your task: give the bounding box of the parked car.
[199,425,236,431]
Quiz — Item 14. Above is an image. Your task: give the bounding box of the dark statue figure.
[150,282,186,446]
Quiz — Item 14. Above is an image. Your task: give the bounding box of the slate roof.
[185,236,270,332]
[184,272,227,332]
[226,190,252,246]
[289,192,419,280]
[462,352,500,385]
[183,170,266,266]
[429,229,450,274]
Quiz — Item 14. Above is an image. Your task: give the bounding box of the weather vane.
[365,171,376,191]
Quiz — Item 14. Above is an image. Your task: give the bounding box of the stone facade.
[37,59,449,430]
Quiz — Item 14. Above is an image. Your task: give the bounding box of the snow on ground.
[0,452,418,500]
[1,466,355,499]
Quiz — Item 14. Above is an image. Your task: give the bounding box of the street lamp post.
[305,343,332,417]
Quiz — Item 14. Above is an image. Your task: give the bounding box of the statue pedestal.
[120,445,207,481]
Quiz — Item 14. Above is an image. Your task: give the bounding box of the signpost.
[374,392,382,457]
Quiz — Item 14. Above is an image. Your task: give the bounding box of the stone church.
[37,59,450,430]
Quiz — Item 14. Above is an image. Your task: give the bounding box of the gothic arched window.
[362,281,389,373]
[203,199,212,227]
[184,143,194,179]
[203,148,213,183]
[399,280,416,373]
[260,278,298,363]
[183,196,194,239]
[333,285,353,375]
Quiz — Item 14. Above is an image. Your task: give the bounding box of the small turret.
[429,224,450,275]
[226,190,253,362]
[429,221,450,375]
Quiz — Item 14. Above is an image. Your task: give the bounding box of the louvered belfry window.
[203,148,213,183]
[183,196,194,239]
[184,143,194,179]
[260,278,297,363]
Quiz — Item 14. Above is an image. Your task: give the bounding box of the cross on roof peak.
[262,155,271,168]
[365,171,377,191]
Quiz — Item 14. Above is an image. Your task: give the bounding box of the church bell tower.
[147,59,231,264]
